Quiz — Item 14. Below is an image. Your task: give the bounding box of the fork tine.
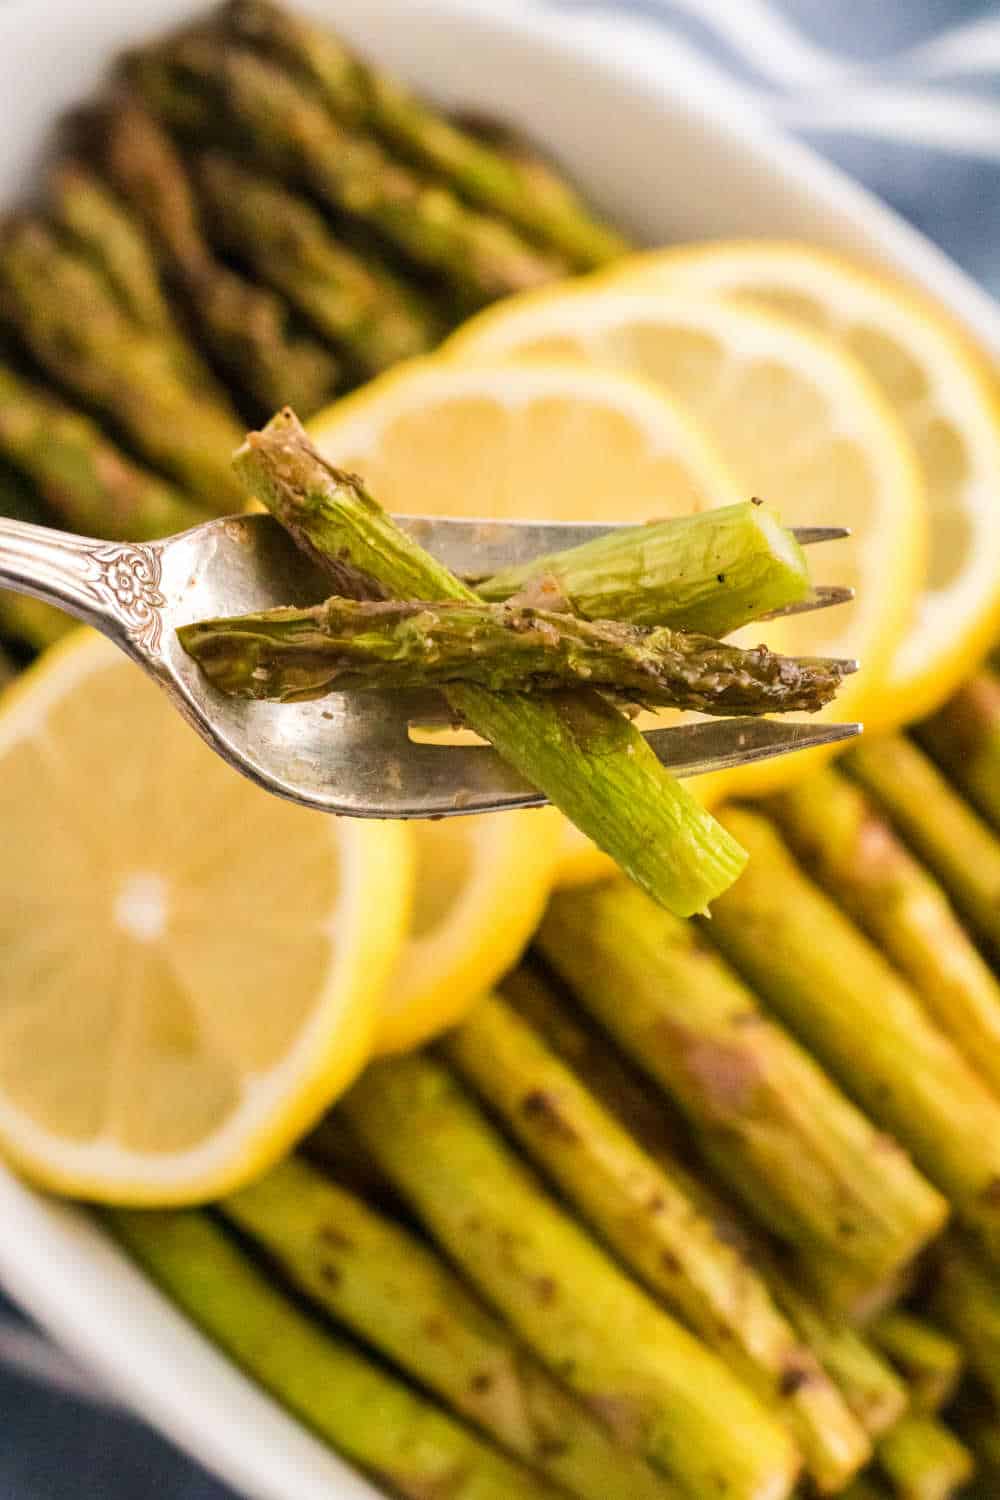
[640,717,862,779]
[760,584,854,619]
[793,526,851,545]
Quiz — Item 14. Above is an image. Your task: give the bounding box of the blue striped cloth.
[3,2,998,1495]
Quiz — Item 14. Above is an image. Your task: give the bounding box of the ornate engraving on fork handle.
[88,543,166,653]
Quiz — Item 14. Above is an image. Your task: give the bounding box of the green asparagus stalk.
[478,502,813,635]
[343,1054,802,1500]
[845,735,1000,962]
[929,1237,1000,1407]
[125,38,567,305]
[107,1207,562,1500]
[0,220,246,510]
[707,805,1000,1263]
[537,879,948,1317]
[501,966,909,1437]
[0,362,207,539]
[218,0,629,269]
[868,1314,963,1417]
[0,463,75,650]
[876,1415,974,1500]
[232,409,747,917]
[193,150,441,375]
[917,671,1000,833]
[949,1384,1000,1493]
[768,767,1000,1098]
[222,1155,678,1500]
[178,594,849,711]
[444,992,871,1491]
[86,96,340,418]
[842,1480,893,1500]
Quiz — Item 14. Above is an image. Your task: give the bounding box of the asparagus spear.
[876,1415,974,1500]
[769,767,1000,1098]
[218,0,629,269]
[845,735,1000,962]
[178,594,850,711]
[85,96,340,419]
[107,1207,561,1500]
[917,671,1000,833]
[536,879,948,1317]
[232,409,747,917]
[842,1480,893,1500]
[343,1054,802,1500]
[193,150,441,374]
[0,220,246,510]
[949,1384,1000,1494]
[707,804,1000,1263]
[868,1313,963,1417]
[0,362,207,540]
[444,992,871,1491]
[929,1237,1000,1407]
[478,502,813,635]
[0,463,75,650]
[501,966,909,1436]
[222,1156,677,1500]
[124,38,567,305]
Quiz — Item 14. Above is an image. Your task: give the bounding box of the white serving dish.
[2,3,999,1497]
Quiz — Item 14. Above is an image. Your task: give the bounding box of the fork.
[0,512,860,816]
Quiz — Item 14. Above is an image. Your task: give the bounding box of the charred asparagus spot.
[83,96,341,418]
[222,1156,677,1500]
[178,595,853,713]
[230,408,748,918]
[0,219,247,510]
[192,149,443,374]
[217,0,630,269]
[107,1208,563,1500]
[124,36,570,304]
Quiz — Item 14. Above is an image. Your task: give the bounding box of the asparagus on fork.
[344,1054,802,1500]
[707,805,1000,1264]
[124,38,569,305]
[536,879,948,1317]
[231,409,748,915]
[444,992,871,1491]
[0,220,247,510]
[222,1156,677,1500]
[82,96,341,418]
[218,0,630,269]
[107,1208,564,1500]
[193,150,442,375]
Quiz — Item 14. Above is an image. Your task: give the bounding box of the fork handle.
[0,517,166,657]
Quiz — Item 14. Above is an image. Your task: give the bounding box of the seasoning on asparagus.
[107,1207,562,1500]
[444,992,871,1492]
[929,1236,1000,1408]
[0,220,246,510]
[193,150,441,374]
[769,766,1000,1099]
[222,1156,678,1500]
[536,879,948,1318]
[707,804,1000,1264]
[501,965,909,1437]
[868,1313,963,1417]
[343,1054,802,1500]
[916,670,1000,834]
[218,0,630,269]
[876,1415,975,1500]
[845,735,1000,962]
[124,37,568,305]
[85,96,340,418]
[231,409,748,918]
[0,362,207,540]
[478,501,814,635]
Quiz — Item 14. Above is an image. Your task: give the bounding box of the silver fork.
[0,512,860,817]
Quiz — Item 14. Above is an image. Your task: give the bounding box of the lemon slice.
[607,243,1000,723]
[447,287,926,780]
[0,633,412,1204]
[308,357,745,889]
[376,808,562,1054]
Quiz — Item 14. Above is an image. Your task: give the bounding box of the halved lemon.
[376,808,562,1055]
[309,357,745,889]
[447,287,926,791]
[606,243,1000,723]
[0,632,412,1204]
